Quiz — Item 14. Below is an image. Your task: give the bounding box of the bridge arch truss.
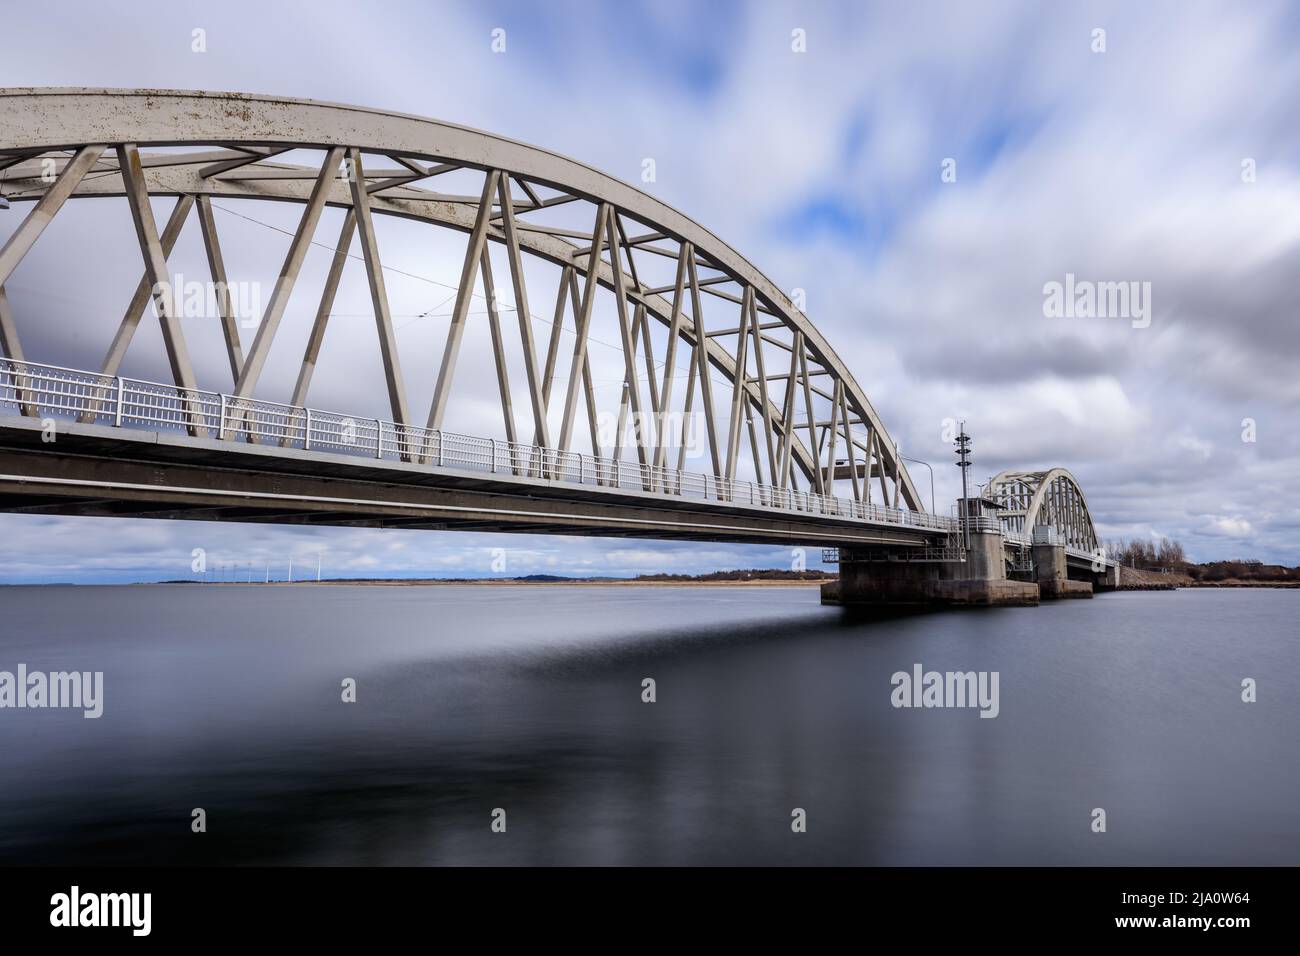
[987,468,1101,555]
[0,88,924,520]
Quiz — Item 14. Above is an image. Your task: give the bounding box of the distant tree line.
[1106,537,1186,569]
[1106,536,1299,582]
[1184,561,1300,584]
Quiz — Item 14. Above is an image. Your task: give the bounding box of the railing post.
[304,407,312,450]
[375,418,383,459]
[217,393,226,439]
[113,376,125,427]
[490,439,497,473]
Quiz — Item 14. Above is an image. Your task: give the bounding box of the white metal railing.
[0,358,965,532]
[1001,524,1108,565]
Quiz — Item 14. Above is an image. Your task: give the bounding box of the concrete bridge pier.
[821,528,1039,608]
[1094,563,1121,592]
[821,484,1121,610]
[1032,534,1093,599]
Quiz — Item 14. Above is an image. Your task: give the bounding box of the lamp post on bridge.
[897,452,936,515]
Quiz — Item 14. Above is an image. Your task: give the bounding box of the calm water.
[0,584,1295,866]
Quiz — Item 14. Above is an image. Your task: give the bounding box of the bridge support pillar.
[1093,562,1120,592]
[1032,539,1093,599]
[961,529,1007,583]
[822,530,1039,609]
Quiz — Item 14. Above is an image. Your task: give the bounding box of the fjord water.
[0,584,1294,865]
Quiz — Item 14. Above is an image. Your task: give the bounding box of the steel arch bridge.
[986,468,1101,556]
[0,87,947,547]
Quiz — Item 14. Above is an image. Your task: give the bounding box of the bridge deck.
[0,360,954,548]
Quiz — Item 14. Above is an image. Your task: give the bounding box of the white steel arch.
[987,468,1101,554]
[0,87,923,510]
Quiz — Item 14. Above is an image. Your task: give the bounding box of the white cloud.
[1203,515,1254,538]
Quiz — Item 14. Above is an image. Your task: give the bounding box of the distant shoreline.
[5,577,1297,589]
[1118,565,1298,589]
[154,577,837,588]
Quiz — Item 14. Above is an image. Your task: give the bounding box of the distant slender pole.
[316,552,322,582]
[955,422,972,551]
[288,557,294,583]
[264,564,269,584]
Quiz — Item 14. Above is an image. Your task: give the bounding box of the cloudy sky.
[1,0,1297,583]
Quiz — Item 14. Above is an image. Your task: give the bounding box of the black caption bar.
[0,866,1290,943]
